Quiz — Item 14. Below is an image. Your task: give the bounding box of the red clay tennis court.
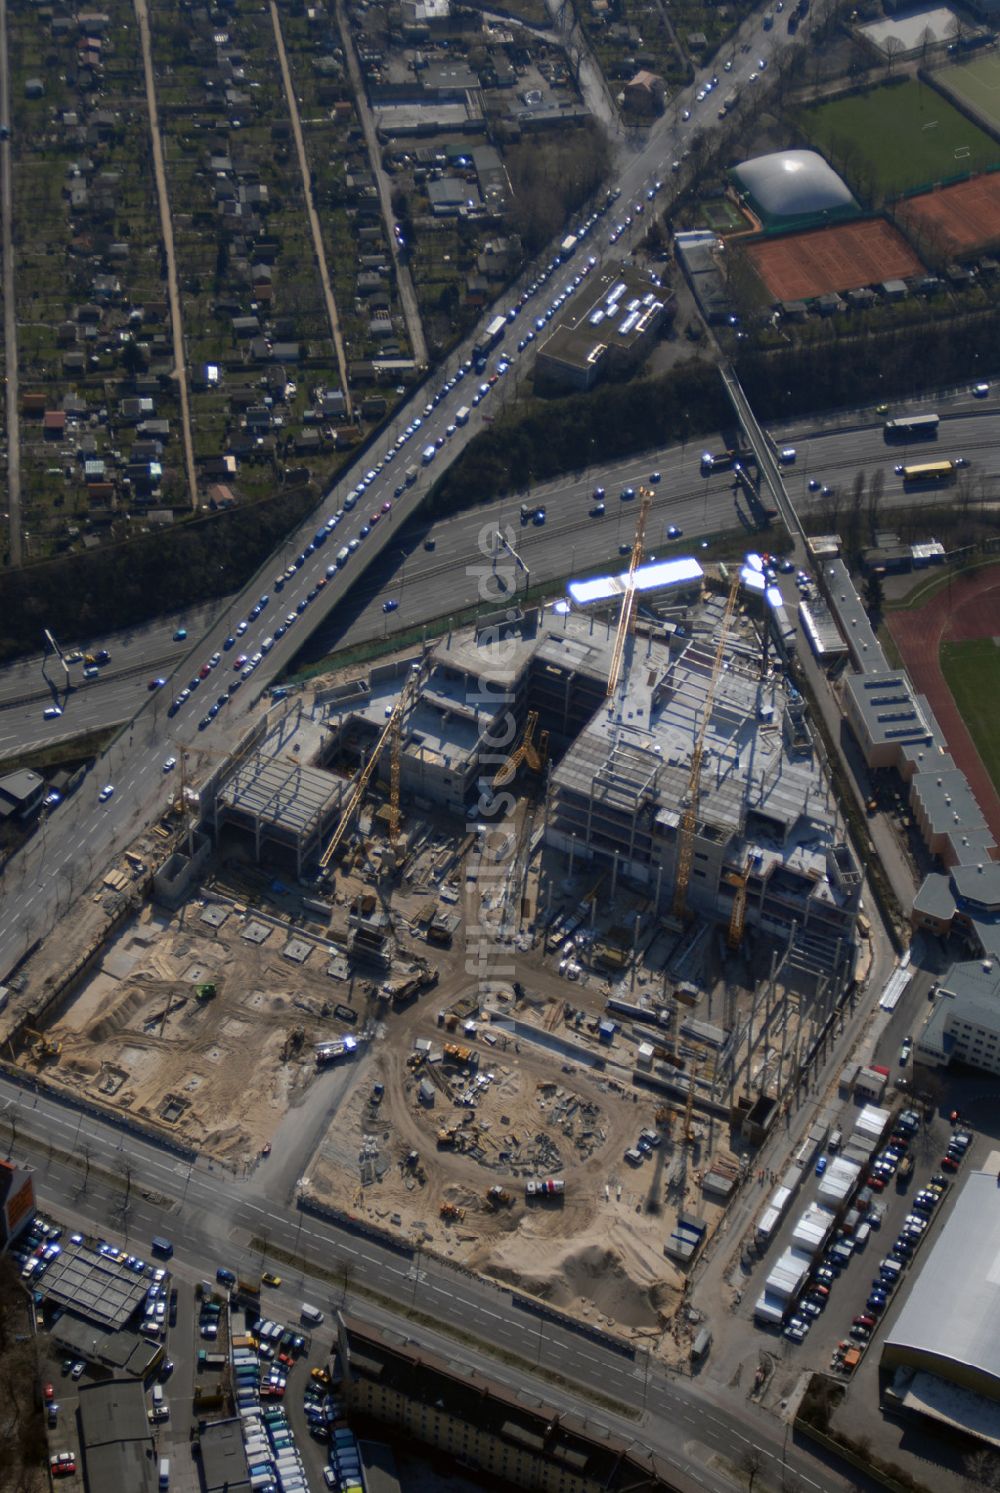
[898,174,1000,258]
[744,218,922,300]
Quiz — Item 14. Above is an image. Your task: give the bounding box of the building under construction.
[312,571,860,991]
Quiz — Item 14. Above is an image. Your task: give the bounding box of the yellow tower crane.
[492,710,549,790]
[672,572,742,924]
[320,665,421,868]
[726,853,752,949]
[607,485,654,698]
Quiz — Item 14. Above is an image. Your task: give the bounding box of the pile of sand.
[480,1216,682,1331]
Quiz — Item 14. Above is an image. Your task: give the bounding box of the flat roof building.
[881,1170,1000,1444]
[917,957,1000,1073]
[199,1416,251,1491]
[337,1312,674,1492]
[534,265,670,392]
[78,1380,157,1493]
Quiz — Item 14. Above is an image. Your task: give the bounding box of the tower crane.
[492,710,549,790]
[727,853,752,949]
[672,572,742,924]
[606,485,654,698]
[320,664,421,868]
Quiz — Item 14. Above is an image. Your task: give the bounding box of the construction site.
[0,518,868,1345]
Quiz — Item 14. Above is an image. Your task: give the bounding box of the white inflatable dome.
[733,150,856,219]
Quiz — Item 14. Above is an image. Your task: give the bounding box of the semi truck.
[526,1177,565,1198]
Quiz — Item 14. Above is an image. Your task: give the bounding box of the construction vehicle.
[439,1202,465,1222]
[442,1042,476,1068]
[672,573,742,924]
[315,1036,357,1067]
[525,1177,565,1199]
[380,967,439,1008]
[195,982,217,1003]
[406,1051,425,1071]
[607,485,653,697]
[485,1186,514,1210]
[492,710,549,790]
[22,1028,61,1066]
[437,1126,460,1148]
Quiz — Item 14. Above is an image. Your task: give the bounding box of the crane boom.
[607,485,654,698]
[672,574,741,923]
[320,666,420,867]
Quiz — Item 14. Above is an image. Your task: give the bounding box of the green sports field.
[940,638,1000,794]
[938,52,1000,134]
[800,79,998,198]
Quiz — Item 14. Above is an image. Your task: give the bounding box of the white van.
[336,546,350,567]
[300,1303,324,1325]
[158,1457,170,1489]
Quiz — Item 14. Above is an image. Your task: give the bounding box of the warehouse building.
[881,1170,1000,1444]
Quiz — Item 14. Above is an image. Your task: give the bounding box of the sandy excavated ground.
[306,1002,734,1343]
[45,903,358,1163]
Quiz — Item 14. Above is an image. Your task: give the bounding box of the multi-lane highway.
[7,391,997,749]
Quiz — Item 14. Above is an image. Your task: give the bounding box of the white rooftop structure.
[817,1155,862,1204]
[883,1171,1000,1414]
[568,555,703,605]
[733,150,857,220]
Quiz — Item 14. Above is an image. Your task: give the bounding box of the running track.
[886,565,1000,847]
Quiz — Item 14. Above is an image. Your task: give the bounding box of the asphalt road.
[2,1071,861,1493]
[6,395,997,754]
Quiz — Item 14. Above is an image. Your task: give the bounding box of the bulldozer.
[439,1202,465,1222]
[23,1028,61,1067]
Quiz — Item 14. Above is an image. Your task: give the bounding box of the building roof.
[823,560,887,672]
[883,1170,1000,1395]
[537,264,667,374]
[733,150,857,221]
[0,768,44,807]
[78,1379,152,1446]
[339,1314,672,1489]
[38,1244,150,1329]
[911,767,988,841]
[199,1417,250,1492]
[843,671,935,751]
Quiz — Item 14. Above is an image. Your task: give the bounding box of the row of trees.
[427,359,729,514]
[734,306,1000,420]
[0,484,318,665]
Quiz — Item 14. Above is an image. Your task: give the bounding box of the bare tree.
[884,35,905,75]
[867,468,885,539]
[963,1447,1000,1492]
[741,1446,765,1492]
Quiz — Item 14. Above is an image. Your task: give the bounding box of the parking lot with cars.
[14,1209,364,1492]
[767,1100,979,1376]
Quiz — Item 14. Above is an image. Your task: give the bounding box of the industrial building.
[917,956,1000,1074]
[533,264,670,392]
[0,1157,34,1250]
[336,1313,674,1492]
[78,1380,158,1493]
[881,1170,1000,1445]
